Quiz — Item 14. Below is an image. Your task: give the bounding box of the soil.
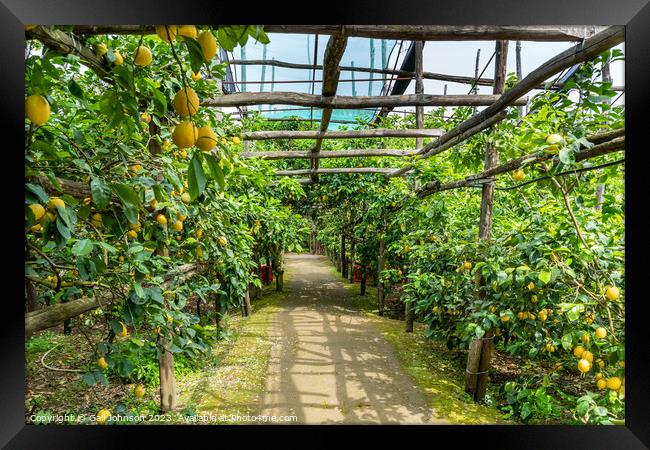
[259,253,444,424]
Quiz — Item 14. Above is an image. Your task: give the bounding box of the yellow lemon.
[596,378,607,390]
[500,315,510,322]
[129,221,141,232]
[97,357,108,369]
[47,197,65,211]
[134,45,152,67]
[545,343,555,353]
[156,214,167,226]
[192,71,201,81]
[595,327,607,339]
[25,95,51,126]
[172,121,197,149]
[197,30,218,60]
[173,87,199,117]
[173,220,183,232]
[581,350,593,364]
[195,229,203,239]
[91,213,103,227]
[218,236,228,246]
[127,230,137,239]
[513,169,525,182]
[581,333,590,344]
[118,256,125,262]
[140,112,151,123]
[178,25,197,39]
[196,247,203,258]
[95,43,108,56]
[577,359,591,373]
[573,345,585,358]
[527,282,535,290]
[181,192,191,204]
[606,377,621,390]
[605,285,620,301]
[156,25,178,43]
[96,409,111,425]
[545,134,563,145]
[113,50,123,65]
[28,204,45,222]
[232,136,241,145]
[196,126,217,151]
[118,322,128,337]
[30,223,42,232]
[545,144,560,155]
[133,384,145,398]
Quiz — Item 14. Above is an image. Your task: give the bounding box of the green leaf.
[55,218,71,240]
[90,177,112,210]
[72,239,94,257]
[188,153,207,200]
[82,372,97,386]
[538,271,551,284]
[203,153,224,190]
[26,183,50,203]
[181,37,205,74]
[68,79,84,99]
[561,333,573,350]
[112,183,141,208]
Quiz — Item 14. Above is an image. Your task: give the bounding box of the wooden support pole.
[158,336,177,412]
[388,25,625,178]
[466,40,509,402]
[377,218,386,316]
[275,168,398,176]
[516,41,523,119]
[341,234,348,279]
[349,239,355,283]
[71,25,608,42]
[414,41,425,150]
[241,128,444,140]
[201,92,527,108]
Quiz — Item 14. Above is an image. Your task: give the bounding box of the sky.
[223,33,625,127]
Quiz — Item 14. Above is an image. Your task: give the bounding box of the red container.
[352,263,364,282]
[260,265,274,284]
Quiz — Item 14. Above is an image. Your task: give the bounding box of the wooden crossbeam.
[241,128,444,140]
[310,34,348,183]
[388,25,625,178]
[70,25,607,42]
[242,149,417,159]
[276,168,397,176]
[201,92,528,108]
[228,59,625,91]
[416,136,625,198]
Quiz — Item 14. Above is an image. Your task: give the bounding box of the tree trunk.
[276,272,284,291]
[349,240,355,283]
[360,272,367,296]
[196,297,201,321]
[158,335,177,412]
[405,300,414,333]
[377,237,385,316]
[341,234,348,279]
[465,338,483,399]
[25,279,38,313]
[243,288,252,316]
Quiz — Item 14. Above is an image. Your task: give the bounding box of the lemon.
[218,236,228,246]
[232,136,241,145]
[179,149,188,159]
[25,95,51,126]
[118,322,128,337]
[545,134,563,145]
[30,223,42,232]
[196,126,217,151]
[196,247,203,258]
[113,50,123,65]
[47,197,65,211]
[156,214,167,226]
[156,25,177,43]
[592,328,606,340]
[539,311,547,321]
[134,45,152,67]
[195,229,203,239]
[545,343,555,353]
[500,315,510,322]
[177,213,187,221]
[173,220,183,232]
[581,333,590,344]
[95,43,108,56]
[605,285,620,301]
[595,372,604,381]
[513,169,525,182]
[596,378,607,390]
[573,345,585,358]
[172,121,197,149]
[181,192,191,204]
[463,261,472,271]
[197,30,217,60]
[581,350,593,364]
[118,256,125,262]
[178,25,197,39]
[545,144,560,155]
[173,87,199,117]
[127,230,138,239]
[577,358,591,373]
[140,112,151,123]
[28,204,46,222]
[91,213,103,227]
[97,357,108,369]
[606,377,621,390]
[129,221,141,232]
[133,384,145,398]
[192,72,201,81]
[96,409,111,425]
[527,282,535,290]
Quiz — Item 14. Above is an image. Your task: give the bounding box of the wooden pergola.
[26,24,626,404]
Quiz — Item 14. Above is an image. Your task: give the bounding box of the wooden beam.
[229,59,624,91]
[416,136,625,198]
[71,25,607,41]
[275,168,397,176]
[242,149,417,159]
[241,128,444,140]
[311,34,348,182]
[201,92,528,108]
[26,26,112,82]
[388,25,625,178]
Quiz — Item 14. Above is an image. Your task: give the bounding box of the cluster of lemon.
[510,133,566,182]
[27,197,66,233]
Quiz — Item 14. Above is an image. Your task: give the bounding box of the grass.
[327,260,510,424]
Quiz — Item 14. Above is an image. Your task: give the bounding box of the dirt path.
[259,253,444,424]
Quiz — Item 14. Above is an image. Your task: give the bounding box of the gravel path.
[259,253,444,424]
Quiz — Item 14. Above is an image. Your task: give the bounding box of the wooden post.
[349,239,355,283]
[465,40,509,402]
[341,234,348,279]
[158,335,177,412]
[360,269,367,296]
[242,287,252,317]
[472,48,481,95]
[414,40,425,192]
[516,41,523,119]
[377,234,386,316]
[596,59,612,210]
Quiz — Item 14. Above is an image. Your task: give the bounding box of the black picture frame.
[4,0,649,447]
